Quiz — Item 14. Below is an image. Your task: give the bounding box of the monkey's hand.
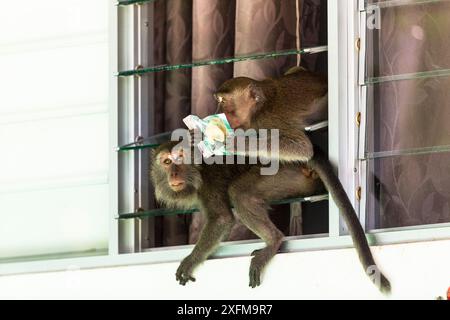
[301,166,319,179]
[176,254,198,286]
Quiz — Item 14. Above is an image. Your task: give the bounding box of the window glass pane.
[365,0,450,80]
[366,153,450,230]
[365,75,450,158]
[363,0,450,230]
[120,0,329,250]
[121,0,326,70]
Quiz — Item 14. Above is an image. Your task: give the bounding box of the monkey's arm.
[230,130,313,162]
[176,195,235,285]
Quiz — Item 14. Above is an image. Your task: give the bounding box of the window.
[0,0,111,262]
[1,0,448,275]
[116,0,331,253]
[117,0,450,257]
[359,0,450,231]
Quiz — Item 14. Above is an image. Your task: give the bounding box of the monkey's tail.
[309,146,391,295]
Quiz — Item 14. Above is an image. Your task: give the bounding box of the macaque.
[215,68,328,161]
[150,142,325,287]
[215,69,391,294]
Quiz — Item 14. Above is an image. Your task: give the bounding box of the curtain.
[150,0,326,246]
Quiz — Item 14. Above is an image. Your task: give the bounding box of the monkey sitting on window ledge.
[151,142,324,288]
[150,139,390,294]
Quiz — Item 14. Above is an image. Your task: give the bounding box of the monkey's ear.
[248,83,265,104]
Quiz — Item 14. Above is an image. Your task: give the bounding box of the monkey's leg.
[176,197,234,286]
[229,166,323,288]
[234,197,283,288]
[229,185,284,288]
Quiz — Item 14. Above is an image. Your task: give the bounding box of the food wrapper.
[183,113,234,158]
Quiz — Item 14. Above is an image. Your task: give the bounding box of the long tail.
[309,146,391,295]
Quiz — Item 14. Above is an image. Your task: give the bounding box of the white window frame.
[355,0,450,238]
[1,0,449,277]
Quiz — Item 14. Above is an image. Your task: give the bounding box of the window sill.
[1,224,449,277]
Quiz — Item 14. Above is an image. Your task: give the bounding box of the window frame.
[355,0,450,236]
[1,0,449,277]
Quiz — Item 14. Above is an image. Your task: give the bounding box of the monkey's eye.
[163,158,172,165]
[216,95,225,103]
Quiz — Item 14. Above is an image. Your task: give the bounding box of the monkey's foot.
[248,249,275,288]
[251,249,262,256]
[251,247,281,257]
[249,260,262,288]
[176,255,198,286]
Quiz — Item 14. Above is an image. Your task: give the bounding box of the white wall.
[0,0,111,259]
[0,239,449,300]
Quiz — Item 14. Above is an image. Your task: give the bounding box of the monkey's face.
[215,78,263,130]
[150,143,202,209]
[158,149,189,192]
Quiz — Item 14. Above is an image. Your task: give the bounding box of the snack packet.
[183,113,234,158]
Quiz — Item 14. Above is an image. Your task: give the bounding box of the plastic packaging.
[183,113,234,158]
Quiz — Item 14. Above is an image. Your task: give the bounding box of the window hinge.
[355,38,361,52]
[356,112,361,127]
[134,65,144,77]
[356,187,362,201]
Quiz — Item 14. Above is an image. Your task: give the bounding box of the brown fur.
[216,69,328,162]
[150,142,324,287]
[215,70,391,294]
